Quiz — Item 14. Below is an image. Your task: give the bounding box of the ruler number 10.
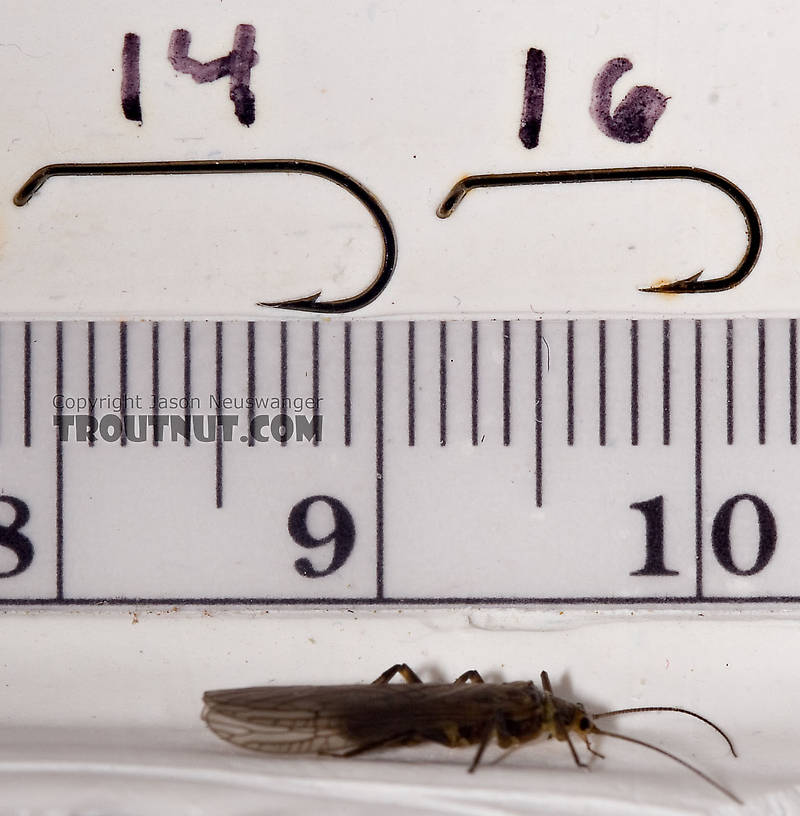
[288,495,355,578]
[631,494,777,577]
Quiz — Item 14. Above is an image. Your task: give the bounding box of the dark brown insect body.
[202,664,740,803]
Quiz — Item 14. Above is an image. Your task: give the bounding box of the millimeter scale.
[1,316,794,606]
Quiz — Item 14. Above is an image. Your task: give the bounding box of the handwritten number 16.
[520,49,668,148]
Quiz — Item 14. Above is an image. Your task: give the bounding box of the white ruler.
[0,317,795,605]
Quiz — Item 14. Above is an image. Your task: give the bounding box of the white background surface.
[0,1,798,813]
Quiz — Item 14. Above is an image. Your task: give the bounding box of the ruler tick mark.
[408,321,415,447]
[695,320,703,599]
[471,321,479,446]
[119,322,128,447]
[567,320,574,446]
[439,321,447,446]
[183,322,192,447]
[758,319,766,445]
[598,320,606,447]
[152,322,160,447]
[662,320,671,446]
[23,322,31,448]
[312,322,320,447]
[344,323,352,447]
[535,320,543,507]
[790,319,797,445]
[280,322,288,448]
[376,322,385,600]
[55,322,64,601]
[503,321,511,446]
[87,322,95,447]
[247,322,256,447]
[630,320,639,446]
[726,320,734,445]
[216,322,223,508]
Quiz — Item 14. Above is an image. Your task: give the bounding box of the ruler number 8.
[631,493,777,577]
[288,495,355,578]
[0,495,33,579]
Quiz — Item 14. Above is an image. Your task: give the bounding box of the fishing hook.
[14,159,397,313]
[437,166,762,293]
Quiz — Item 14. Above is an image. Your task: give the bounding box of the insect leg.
[469,712,518,773]
[540,671,588,768]
[453,670,485,684]
[561,727,588,768]
[372,664,423,684]
[488,744,523,767]
[467,718,498,773]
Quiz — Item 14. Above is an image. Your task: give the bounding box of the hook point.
[257,291,323,310]
[640,270,705,294]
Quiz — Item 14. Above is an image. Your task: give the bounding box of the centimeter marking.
[3,317,800,605]
[55,321,63,601]
[152,322,160,449]
[695,319,703,599]
[376,322,385,599]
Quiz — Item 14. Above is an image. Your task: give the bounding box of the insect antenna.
[592,707,736,757]
[591,726,742,805]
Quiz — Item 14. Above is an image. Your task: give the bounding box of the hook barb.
[437,166,762,294]
[14,159,397,314]
[257,291,323,311]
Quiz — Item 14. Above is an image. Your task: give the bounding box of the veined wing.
[202,685,357,755]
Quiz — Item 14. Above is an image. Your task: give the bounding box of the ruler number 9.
[631,494,777,577]
[288,495,355,578]
[0,496,33,579]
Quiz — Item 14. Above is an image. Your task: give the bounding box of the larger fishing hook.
[14,159,397,313]
[437,166,762,293]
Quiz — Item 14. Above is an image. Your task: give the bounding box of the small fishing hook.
[437,166,762,293]
[14,159,397,313]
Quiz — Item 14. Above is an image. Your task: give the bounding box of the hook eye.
[14,159,397,313]
[438,166,762,294]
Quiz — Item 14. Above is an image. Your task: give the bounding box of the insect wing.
[202,685,356,755]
